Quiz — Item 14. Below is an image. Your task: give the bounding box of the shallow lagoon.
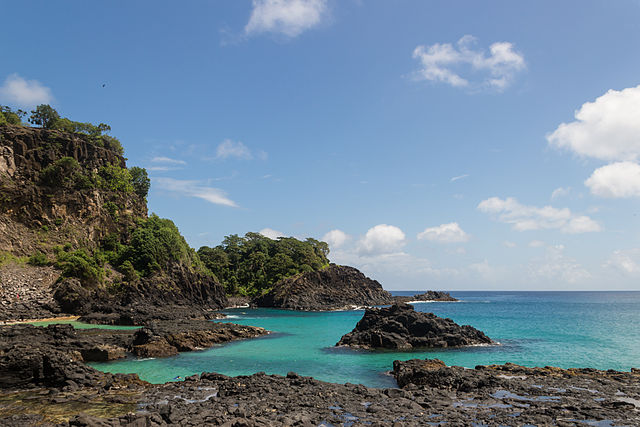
[89,291,640,387]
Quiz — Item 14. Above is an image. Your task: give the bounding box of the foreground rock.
[0,321,267,388]
[2,363,639,426]
[393,290,458,304]
[253,264,394,311]
[337,303,494,349]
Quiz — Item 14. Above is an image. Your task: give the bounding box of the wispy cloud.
[412,35,525,91]
[478,196,601,234]
[151,156,187,165]
[154,177,238,207]
[216,139,253,160]
[450,174,469,182]
[245,0,328,38]
[0,73,53,107]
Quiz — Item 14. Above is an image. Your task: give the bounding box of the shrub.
[55,247,104,287]
[28,252,50,266]
[96,164,133,193]
[40,157,81,187]
[129,167,150,198]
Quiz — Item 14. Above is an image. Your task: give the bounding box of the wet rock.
[392,290,457,304]
[337,303,494,349]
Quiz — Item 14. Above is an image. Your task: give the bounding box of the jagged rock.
[337,303,494,349]
[52,278,91,314]
[253,264,393,311]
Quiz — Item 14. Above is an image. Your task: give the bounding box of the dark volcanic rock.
[337,303,494,349]
[253,264,393,310]
[393,290,458,304]
[131,320,267,358]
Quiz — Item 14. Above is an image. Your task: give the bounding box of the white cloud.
[0,74,53,107]
[528,245,591,284]
[450,174,469,182]
[245,0,327,37]
[605,249,640,275]
[154,177,237,207]
[551,187,570,199]
[477,196,601,234]
[151,156,187,165]
[547,85,640,162]
[412,35,525,91]
[322,229,349,249]
[216,139,253,160]
[585,161,640,198]
[357,224,406,256]
[417,222,469,243]
[259,228,285,239]
[528,240,545,248]
[503,241,517,248]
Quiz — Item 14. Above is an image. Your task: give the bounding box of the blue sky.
[2,0,640,290]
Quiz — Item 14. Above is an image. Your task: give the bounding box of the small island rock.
[336,303,494,350]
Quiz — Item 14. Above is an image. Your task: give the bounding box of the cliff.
[253,264,394,310]
[0,124,227,322]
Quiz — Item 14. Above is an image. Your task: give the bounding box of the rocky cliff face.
[0,124,146,255]
[0,124,227,321]
[253,264,394,311]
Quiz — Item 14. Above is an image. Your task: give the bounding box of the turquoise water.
[89,291,640,388]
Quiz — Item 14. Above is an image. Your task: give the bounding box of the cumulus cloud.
[547,85,640,162]
[216,139,253,160]
[154,177,237,207]
[357,224,406,256]
[0,74,53,107]
[322,229,349,249]
[417,222,469,243]
[477,196,601,234]
[259,228,286,239]
[245,0,327,37]
[412,35,525,91]
[585,161,640,198]
[604,249,640,275]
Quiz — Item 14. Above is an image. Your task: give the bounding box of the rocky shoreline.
[1,358,638,426]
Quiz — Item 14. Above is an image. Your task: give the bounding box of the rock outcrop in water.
[337,303,493,349]
[393,290,458,303]
[253,264,394,311]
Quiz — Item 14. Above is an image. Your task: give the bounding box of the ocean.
[88,291,640,388]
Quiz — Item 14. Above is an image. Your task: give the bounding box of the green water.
[27,319,140,330]
[89,292,640,387]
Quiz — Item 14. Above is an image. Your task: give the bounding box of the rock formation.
[253,264,394,311]
[393,290,458,303]
[337,303,493,349]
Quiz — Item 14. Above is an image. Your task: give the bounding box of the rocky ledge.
[253,264,394,311]
[337,303,493,350]
[0,321,267,389]
[393,290,458,304]
[2,363,639,426]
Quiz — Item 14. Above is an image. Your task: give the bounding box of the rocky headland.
[337,302,494,350]
[253,264,394,311]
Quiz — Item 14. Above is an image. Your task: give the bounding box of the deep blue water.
[89,291,640,387]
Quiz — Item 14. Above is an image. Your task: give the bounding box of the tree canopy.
[198,233,330,296]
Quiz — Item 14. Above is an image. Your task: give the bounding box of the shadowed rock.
[253,264,393,311]
[337,303,494,350]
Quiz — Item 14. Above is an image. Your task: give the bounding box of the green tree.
[29,104,60,129]
[0,106,26,125]
[129,166,150,198]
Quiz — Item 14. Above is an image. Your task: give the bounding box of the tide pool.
[89,291,640,387]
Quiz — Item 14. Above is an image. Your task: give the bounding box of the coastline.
[0,315,80,325]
